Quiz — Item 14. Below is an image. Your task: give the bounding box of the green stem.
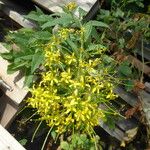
[41,125,54,150]
[31,121,42,142]
[23,112,37,123]
[140,37,144,82]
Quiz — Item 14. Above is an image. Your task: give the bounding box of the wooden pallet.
[32,0,97,13]
[0,43,28,128]
[0,0,149,147]
[0,124,25,149]
[0,0,36,28]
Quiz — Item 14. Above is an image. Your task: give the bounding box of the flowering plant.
[26,2,119,147]
[2,2,120,149]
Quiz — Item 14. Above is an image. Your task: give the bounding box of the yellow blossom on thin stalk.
[65,2,77,11]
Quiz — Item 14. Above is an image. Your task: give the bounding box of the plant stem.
[41,125,54,150]
[31,121,43,142]
[140,37,144,82]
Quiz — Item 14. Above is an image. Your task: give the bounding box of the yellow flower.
[61,68,72,83]
[58,28,74,40]
[65,53,76,65]
[65,2,77,11]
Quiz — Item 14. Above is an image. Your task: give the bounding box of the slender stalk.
[31,121,43,142]
[23,112,37,123]
[16,106,27,116]
[41,125,54,150]
[140,38,144,82]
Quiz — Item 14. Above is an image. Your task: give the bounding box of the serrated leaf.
[0,52,13,60]
[7,61,28,74]
[7,65,17,74]
[31,52,44,73]
[14,55,33,63]
[66,39,78,56]
[25,14,53,22]
[42,15,73,29]
[24,74,34,87]
[33,31,51,40]
[84,22,92,42]
[91,27,100,42]
[90,20,109,28]
[35,6,44,15]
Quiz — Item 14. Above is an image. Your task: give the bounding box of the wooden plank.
[0,43,28,105]
[116,118,138,132]
[99,104,139,143]
[83,0,100,22]
[136,40,150,61]
[0,0,36,28]
[114,86,138,107]
[32,0,97,14]
[0,124,25,150]
[145,82,150,93]
[99,120,125,141]
[127,55,150,77]
[137,49,150,61]
[139,91,150,126]
[0,94,18,128]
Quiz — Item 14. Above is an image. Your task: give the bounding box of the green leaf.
[35,6,44,15]
[42,14,73,29]
[60,141,70,150]
[102,55,114,64]
[84,22,92,42]
[26,14,53,22]
[24,74,34,87]
[7,62,28,74]
[14,55,33,63]
[119,62,132,76]
[125,80,134,91]
[78,7,87,19]
[90,21,109,28]
[0,52,13,60]
[31,52,44,73]
[7,66,17,74]
[91,27,100,42]
[51,130,57,140]
[113,8,124,18]
[19,139,28,146]
[66,39,78,56]
[33,31,51,40]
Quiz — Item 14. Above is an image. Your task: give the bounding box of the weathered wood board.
[0,124,25,150]
[0,43,28,127]
[139,90,150,126]
[0,0,36,28]
[32,0,97,13]
[0,0,149,146]
[0,43,28,105]
[114,86,138,107]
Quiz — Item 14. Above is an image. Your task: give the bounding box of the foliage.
[60,134,103,150]
[26,4,119,149]
[97,0,149,91]
[1,28,50,87]
[2,0,149,149]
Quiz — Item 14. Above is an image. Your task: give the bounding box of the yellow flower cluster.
[58,28,74,40]
[27,15,117,136]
